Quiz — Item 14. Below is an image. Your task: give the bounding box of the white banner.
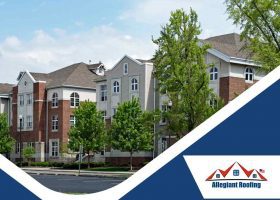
[184,156,280,199]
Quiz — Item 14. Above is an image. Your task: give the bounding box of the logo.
[206,162,267,189]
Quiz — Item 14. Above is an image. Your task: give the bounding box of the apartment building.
[0,83,13,125]
[95,55,154,165]
[95,33,266,162]
[10,62,105,162]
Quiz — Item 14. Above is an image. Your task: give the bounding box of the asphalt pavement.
[31,174,126,194]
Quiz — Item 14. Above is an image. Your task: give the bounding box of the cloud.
[0,26,155,83]
[119,0,190,25]
[119,0,240,38]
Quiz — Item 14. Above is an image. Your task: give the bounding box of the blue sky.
[0,0,239,83]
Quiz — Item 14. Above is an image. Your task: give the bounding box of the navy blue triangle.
[121,80,280,199]
[0,169,40,200]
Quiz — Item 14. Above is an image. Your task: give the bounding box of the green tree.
[68,101,106,168]
[23,146,35,166]
[153,8,222,139]
[0,113,15,154]
[225,0,280,72]
[110,98,155,170]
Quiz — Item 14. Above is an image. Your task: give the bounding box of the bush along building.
[10,62,105,163]
[94,33,266,164]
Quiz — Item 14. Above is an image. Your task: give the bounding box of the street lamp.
[19,115,23,167]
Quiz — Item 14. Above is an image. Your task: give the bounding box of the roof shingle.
[30,62,102,89]
[0,83,14,94]
[204,33,252,60]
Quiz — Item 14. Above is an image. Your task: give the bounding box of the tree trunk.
[130,151,133,171]
[87,150,90,169]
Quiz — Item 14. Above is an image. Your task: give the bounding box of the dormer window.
[123,63,128,75]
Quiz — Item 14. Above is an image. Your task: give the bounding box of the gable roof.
[28,62,103,89]
[204,33,257,66]
[0,83,14,94]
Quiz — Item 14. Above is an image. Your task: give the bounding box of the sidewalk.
[22,167,134,178]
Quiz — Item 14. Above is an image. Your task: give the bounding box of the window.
[123,63,128,75]
[26,94,32,105]
[233,170,239,176]
[216,174,220,178]
[51,141,59,157]
[161,105,168,124]
[52,115,58,131]
[112,108,117,117]
[52,93,58,107]
[70,115,76,127]
[19,117,24,129]
[113,81,120,93]
[253,174,257,178]
[161,138,167,152]
[19,95,24,106]
[101,111,107,121]
[245,67,254,82]
[16,143,20,154]
[26,116,32,128]
[70,92,80,107]
[131,78,138,91]
[28,142,35,148]
[210,98,218,108]
[210,67,218,80]
[100,85,107,101]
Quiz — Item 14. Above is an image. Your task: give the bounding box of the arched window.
[70,92,80,107]
[52,93,58,107]
[210,67,218,80]
[131,78,138,91]
[113,81,120,93]
[245,67,254,82]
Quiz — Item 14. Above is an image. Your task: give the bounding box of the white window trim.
[52,115,59,132]
[244,67,254,83]
[209,67,219,81]
[19,95,24,106]
[123,63,128,75]
[100,85,108,101]
[26,93,33,105]
[70,115,76,127]
[131,78,138,91]
[70,92,80,108]
[26,115,33,129]
[112,81,120,94]
[49,139,59,158]
[52,93,59,108]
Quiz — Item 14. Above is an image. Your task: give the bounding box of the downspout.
[45,89,49,162]
[153,75,156,159]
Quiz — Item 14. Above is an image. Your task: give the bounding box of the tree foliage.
[153,8,221,138]
[23,146,35,166]
[110,98,155,170]
[0,113,15,154]
[68,101,106,168]
[226,0,280,72]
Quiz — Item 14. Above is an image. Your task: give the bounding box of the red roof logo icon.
[206,162,267,181]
